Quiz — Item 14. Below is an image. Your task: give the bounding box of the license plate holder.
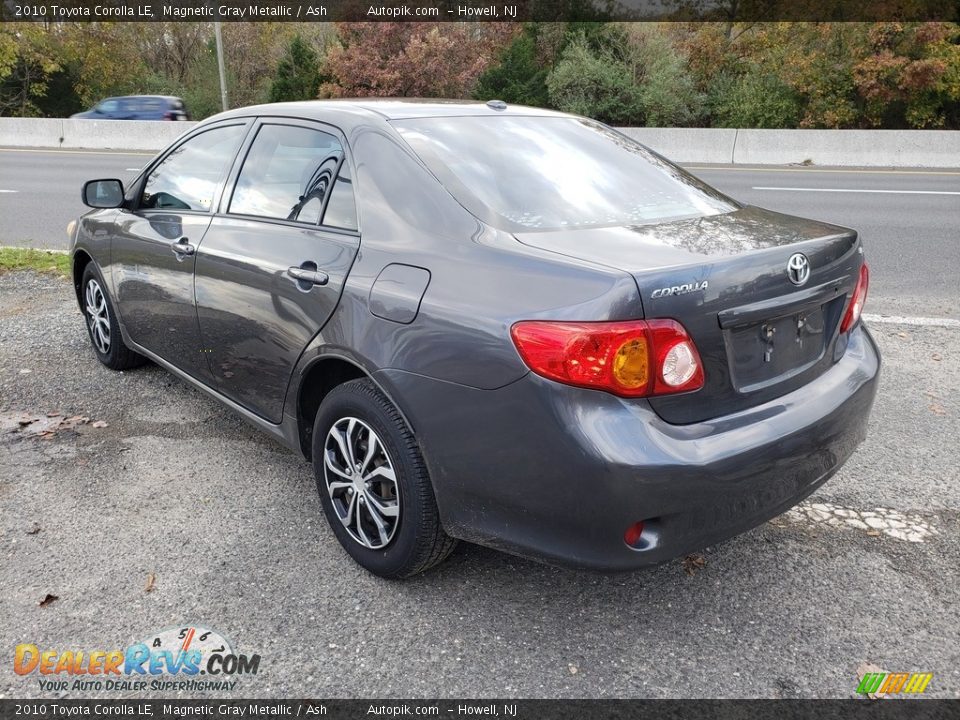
[725,306,827,392]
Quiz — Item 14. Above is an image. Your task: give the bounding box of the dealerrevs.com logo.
[15,625,261,693]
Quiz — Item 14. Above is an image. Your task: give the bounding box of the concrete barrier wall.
[0,118,68,148]
[0,118,196,151]
[2,118,959,167]
[731,128,960,167]
[59,119,195,151]
[618,127,739,164]
[623,127,960,167]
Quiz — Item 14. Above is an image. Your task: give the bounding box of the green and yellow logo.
[857,672,933,695]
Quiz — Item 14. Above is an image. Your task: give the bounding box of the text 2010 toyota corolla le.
[71,100,879,578]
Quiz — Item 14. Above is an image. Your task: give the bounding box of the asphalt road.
[0,147,958,319]
[1,146,959,700]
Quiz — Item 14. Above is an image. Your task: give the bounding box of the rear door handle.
[171,237,195,256]
[288,266,329,286]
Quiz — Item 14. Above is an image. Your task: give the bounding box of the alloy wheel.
[84,279,111,354]
[323,417,400,549]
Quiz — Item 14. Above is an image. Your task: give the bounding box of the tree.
[0,23,61,116]
[852,22,960,128]
[709,68,801,127]
[270,35,321,102]
[473,29,550,106]
[546,26,704,126]
[318,23,516,99]
[617,24,705,126]
[546,35,645,124]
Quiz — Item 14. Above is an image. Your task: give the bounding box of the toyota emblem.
[787,253,810,286]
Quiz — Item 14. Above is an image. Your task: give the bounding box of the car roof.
[105,95,182,102]
[207,99,569,126]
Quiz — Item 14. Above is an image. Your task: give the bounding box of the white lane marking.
[0,189,17,193]
[864,314,960,328]
[775,501,938,543]
[0,147,153,156]
[752,186,960,195]
[125,168,141,171]
[686,165,960,176]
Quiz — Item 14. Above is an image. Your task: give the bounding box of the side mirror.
[82,179,124,209]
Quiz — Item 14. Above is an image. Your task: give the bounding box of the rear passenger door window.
[228,123,356,229]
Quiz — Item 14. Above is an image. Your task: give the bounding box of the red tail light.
[510,319,704,398]
[840,262,869,333]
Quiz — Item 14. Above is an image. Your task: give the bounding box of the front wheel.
[81,263,146,371]
[312,378,457,578]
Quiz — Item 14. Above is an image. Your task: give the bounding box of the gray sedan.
[70,100,879,577]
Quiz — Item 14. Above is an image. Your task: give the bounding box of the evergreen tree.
[474,31,550,107]
[269,36,320,103]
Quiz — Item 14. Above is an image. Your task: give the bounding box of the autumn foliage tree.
[318,23,517,98]
[852,22,960,127]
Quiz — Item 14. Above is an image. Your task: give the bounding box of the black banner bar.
[1,700,960,720]
[1,0,958,22]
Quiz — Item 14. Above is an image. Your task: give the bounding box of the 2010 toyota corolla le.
[70,100,879,578]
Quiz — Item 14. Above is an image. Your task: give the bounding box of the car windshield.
[393,116,738,232]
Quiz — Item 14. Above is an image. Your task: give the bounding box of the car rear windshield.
[393,116,738,231]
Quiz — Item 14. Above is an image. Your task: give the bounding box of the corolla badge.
[787,253,811,286]
[651,281,708,299]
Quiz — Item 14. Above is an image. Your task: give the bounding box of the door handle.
[287,266,329,286]
[171,237,195,256]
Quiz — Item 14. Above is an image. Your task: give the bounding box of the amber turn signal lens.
[612,338,649,390]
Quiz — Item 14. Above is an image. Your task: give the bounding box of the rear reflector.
[510,319,704,397]
[624,521,645,547]
[840,262,869,333]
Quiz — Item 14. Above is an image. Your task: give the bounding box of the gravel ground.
[1,270,958,699]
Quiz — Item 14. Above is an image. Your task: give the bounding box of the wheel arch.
[72,249,93,309]
[296,355,389,461]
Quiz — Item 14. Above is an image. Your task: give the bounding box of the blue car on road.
[71,95,190,121]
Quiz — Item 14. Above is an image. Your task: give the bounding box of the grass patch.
[0,247,70,279]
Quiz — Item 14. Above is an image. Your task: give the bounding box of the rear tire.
[312,378,457,578]
[81,263,146,371]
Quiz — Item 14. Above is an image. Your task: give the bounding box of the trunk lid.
[514,206,862,424]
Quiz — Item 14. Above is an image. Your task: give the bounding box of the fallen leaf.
[39,594,59,608]
[682,553,707,576]
[26,523,41,535]
[91,420,109,429]
[46,411,62,418]
[568,664,578,675]
[145,573,156,593]
[932,353,942,362]
[896,331,909,339]
[929,403,947,416]
[866,529,881,537]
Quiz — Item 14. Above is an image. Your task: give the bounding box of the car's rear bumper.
[376,323,880,571]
